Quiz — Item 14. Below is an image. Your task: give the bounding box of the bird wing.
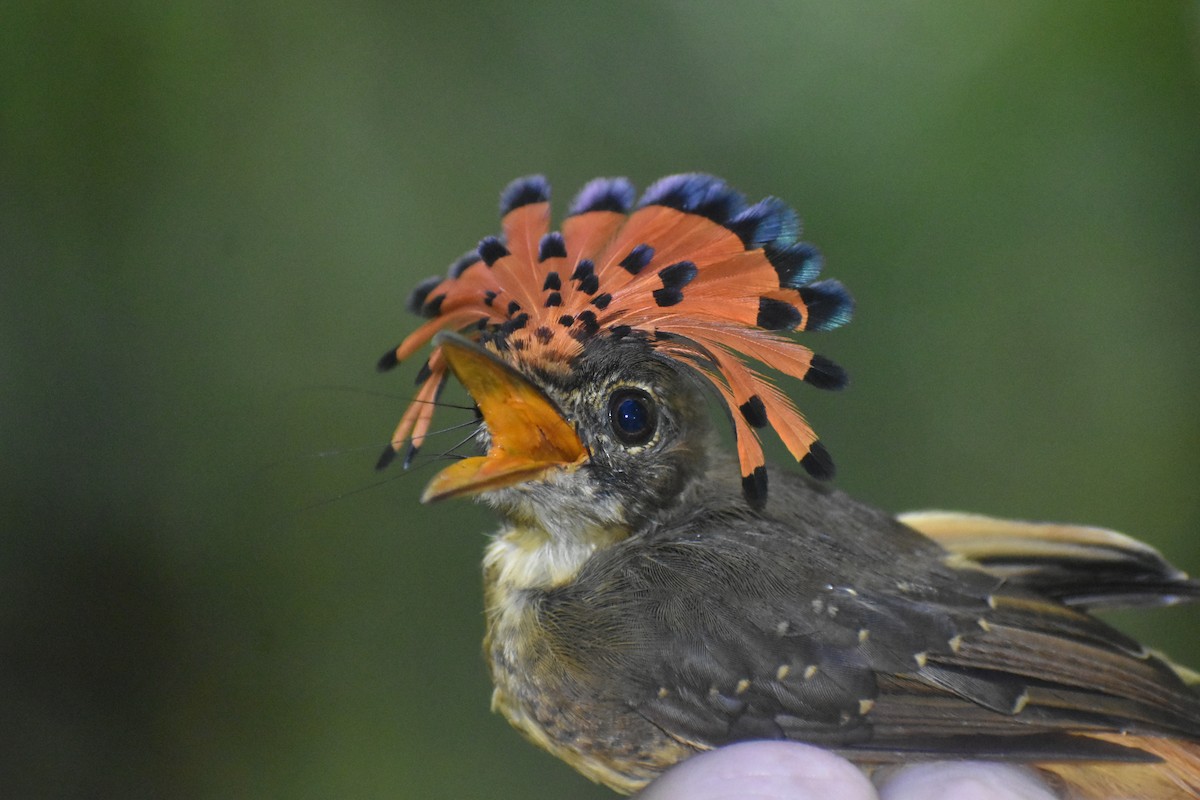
[534,480,1200,764]
[899,511,1200,609]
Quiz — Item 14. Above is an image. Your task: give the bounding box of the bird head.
[418,329,718,537]
[377,174,853,536]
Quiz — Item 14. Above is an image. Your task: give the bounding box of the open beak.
[420,332,588,503]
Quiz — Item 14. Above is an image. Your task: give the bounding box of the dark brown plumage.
[378,175,1200,797]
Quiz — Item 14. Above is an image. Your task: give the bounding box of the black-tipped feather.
[757,297,803,331]
[377,348,400,372]
[422,293,445,316]
[406,275,442,316]
[414,359,432,385]
[738,395,769,428]
[800,441,835,480]
[741,466,768,509]
[375,444,397,471]
[802,354,849,391]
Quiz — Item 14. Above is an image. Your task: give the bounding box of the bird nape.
[375,174,1200,798]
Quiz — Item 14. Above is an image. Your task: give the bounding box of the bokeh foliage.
[2,3,1198,798]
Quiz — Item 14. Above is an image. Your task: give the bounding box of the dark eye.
[608,389,657,446]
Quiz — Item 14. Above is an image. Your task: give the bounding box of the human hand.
[637,741,1059,800]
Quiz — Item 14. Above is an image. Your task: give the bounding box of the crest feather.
[378,174,854,503]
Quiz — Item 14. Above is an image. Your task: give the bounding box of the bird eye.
[608,389,656,446]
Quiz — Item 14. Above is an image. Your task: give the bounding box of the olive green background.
[3,3,1198,798]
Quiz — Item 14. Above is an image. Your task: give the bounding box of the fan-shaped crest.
[378,174,854,506]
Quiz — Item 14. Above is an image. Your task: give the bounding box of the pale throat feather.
[483,519,627,595]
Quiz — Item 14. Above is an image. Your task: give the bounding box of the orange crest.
[378,174,853,505]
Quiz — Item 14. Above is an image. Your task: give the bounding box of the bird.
[375,174,1200,798]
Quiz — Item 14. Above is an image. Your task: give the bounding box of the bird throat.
[483,519,627,593]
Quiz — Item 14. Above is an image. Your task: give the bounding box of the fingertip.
[877,761,1058,800]
[638,741,878,800]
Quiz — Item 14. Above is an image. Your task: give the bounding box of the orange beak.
[420,333,588,503]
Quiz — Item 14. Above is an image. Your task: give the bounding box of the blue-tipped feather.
[477,236,510,266]
[766,242,823,288]
[499,175,550,216]
[653,261,698,307]
[570,259,595,282]
[568,177,636,216]
[637,173,748,226]
[578,273,600,295]
[658,261,698,290]
[447,250,481,278]
[799,280,854,331]
[618,244,655,274]
[726,197,801,249]
[537,232,567,262]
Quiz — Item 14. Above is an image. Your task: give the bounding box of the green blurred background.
[3,2,1198,798]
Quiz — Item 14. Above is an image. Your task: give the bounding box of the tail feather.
[900,511,1200,609]
[1040,735,1200,799]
